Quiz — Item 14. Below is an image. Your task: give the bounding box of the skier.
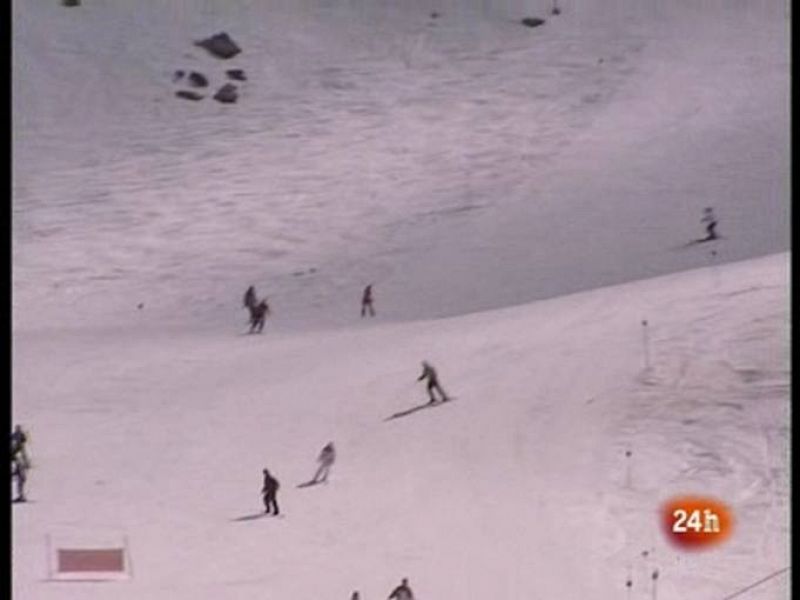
[243,285,257,310]
[249,299,270,334]
[361,284,375,317]
[312,442,336,484]
[261,468,280,515]
[417,361,449,404]
[351,592,360,600]
[10,425,29,470]
[11,457,27,502]
[388,578,414,600]
[701,207,718,241]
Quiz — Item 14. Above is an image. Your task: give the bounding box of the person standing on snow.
[417,361,449,404]
[10,425,29,469]
[243,285,257,310]
[312,442,336,484]
[701,207,719,240]
[361,284,375,317]
[249,298,270,334]
[388,578,414,600]
[261,468,280,515]
[11,456,27,503]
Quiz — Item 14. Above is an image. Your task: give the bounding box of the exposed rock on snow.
[187,71,209,87]
[175,90,204,101]
[521,17,546,28]
[226,69,247,81]
[194,32,242,59]
[62,0,80,6]
[213,83,238,104]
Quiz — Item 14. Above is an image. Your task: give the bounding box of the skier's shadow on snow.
[231,512,270,522]
[384,398,455,421]
[296,480,325,489]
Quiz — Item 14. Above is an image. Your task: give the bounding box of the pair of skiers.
[243,285,270,334]
[350,578,415,600]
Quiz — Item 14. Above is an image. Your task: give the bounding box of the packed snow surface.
[13,254,790,599]
[13,0,789,331]
[13,0,789,599]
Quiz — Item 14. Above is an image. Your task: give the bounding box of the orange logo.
[661,496,733,550]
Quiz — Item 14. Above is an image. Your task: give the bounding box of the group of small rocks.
[174,32,247,104]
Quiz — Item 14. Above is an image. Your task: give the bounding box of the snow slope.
[12,0,789,332]
[12,253,790,599]
[12,1,790,598]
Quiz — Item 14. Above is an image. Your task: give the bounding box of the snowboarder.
[261,468,280,515]
[249,299,270,334]
[243,285,257,310]
[11,425,29,470]
[417,361,449,404]
[351,592,360,600]
[312,442,336,484]
[388,578,414,600]
[701,207,719,241]
[361,284,375,317]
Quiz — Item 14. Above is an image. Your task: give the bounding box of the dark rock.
[551,5,561,15]
[173,70,186,83]
[521,17,546,28]
[194,32,242,60]
[213,83,238,104]
[175,90,204,101]
[62,0,81,6]
[430,11,440,19]
[188,71,209,87]
[226,69,247,81]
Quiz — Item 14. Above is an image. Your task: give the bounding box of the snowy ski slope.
[12,0,790,598]
[12,254,790,599]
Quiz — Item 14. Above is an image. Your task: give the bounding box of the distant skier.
[311,442,336,484]
[417,361,449,404]
[10,425,29,470]
[351,592,361,600]
[243,285,257,310]
[701,207,719,241]
[361,284,375,317]
[388,578,414,600]
[11,456,27,503]
[249,299,270,334]
[261,468,280,515]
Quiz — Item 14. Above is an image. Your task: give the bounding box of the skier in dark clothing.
[361,284,375,317]
[388,578,414,600]
[261,468,280,515]
[243,285,257,310]
[417,361,449,404]
[11,425,29,470]
[11,456,27,502]
[701,207,718,240]
[249,299,270,333]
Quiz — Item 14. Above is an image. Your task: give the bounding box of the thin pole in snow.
[625,567,633,600]
[651,568,659,600]
[641,319,651,370]
[710,248,721,289]
[624,447,633,489]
